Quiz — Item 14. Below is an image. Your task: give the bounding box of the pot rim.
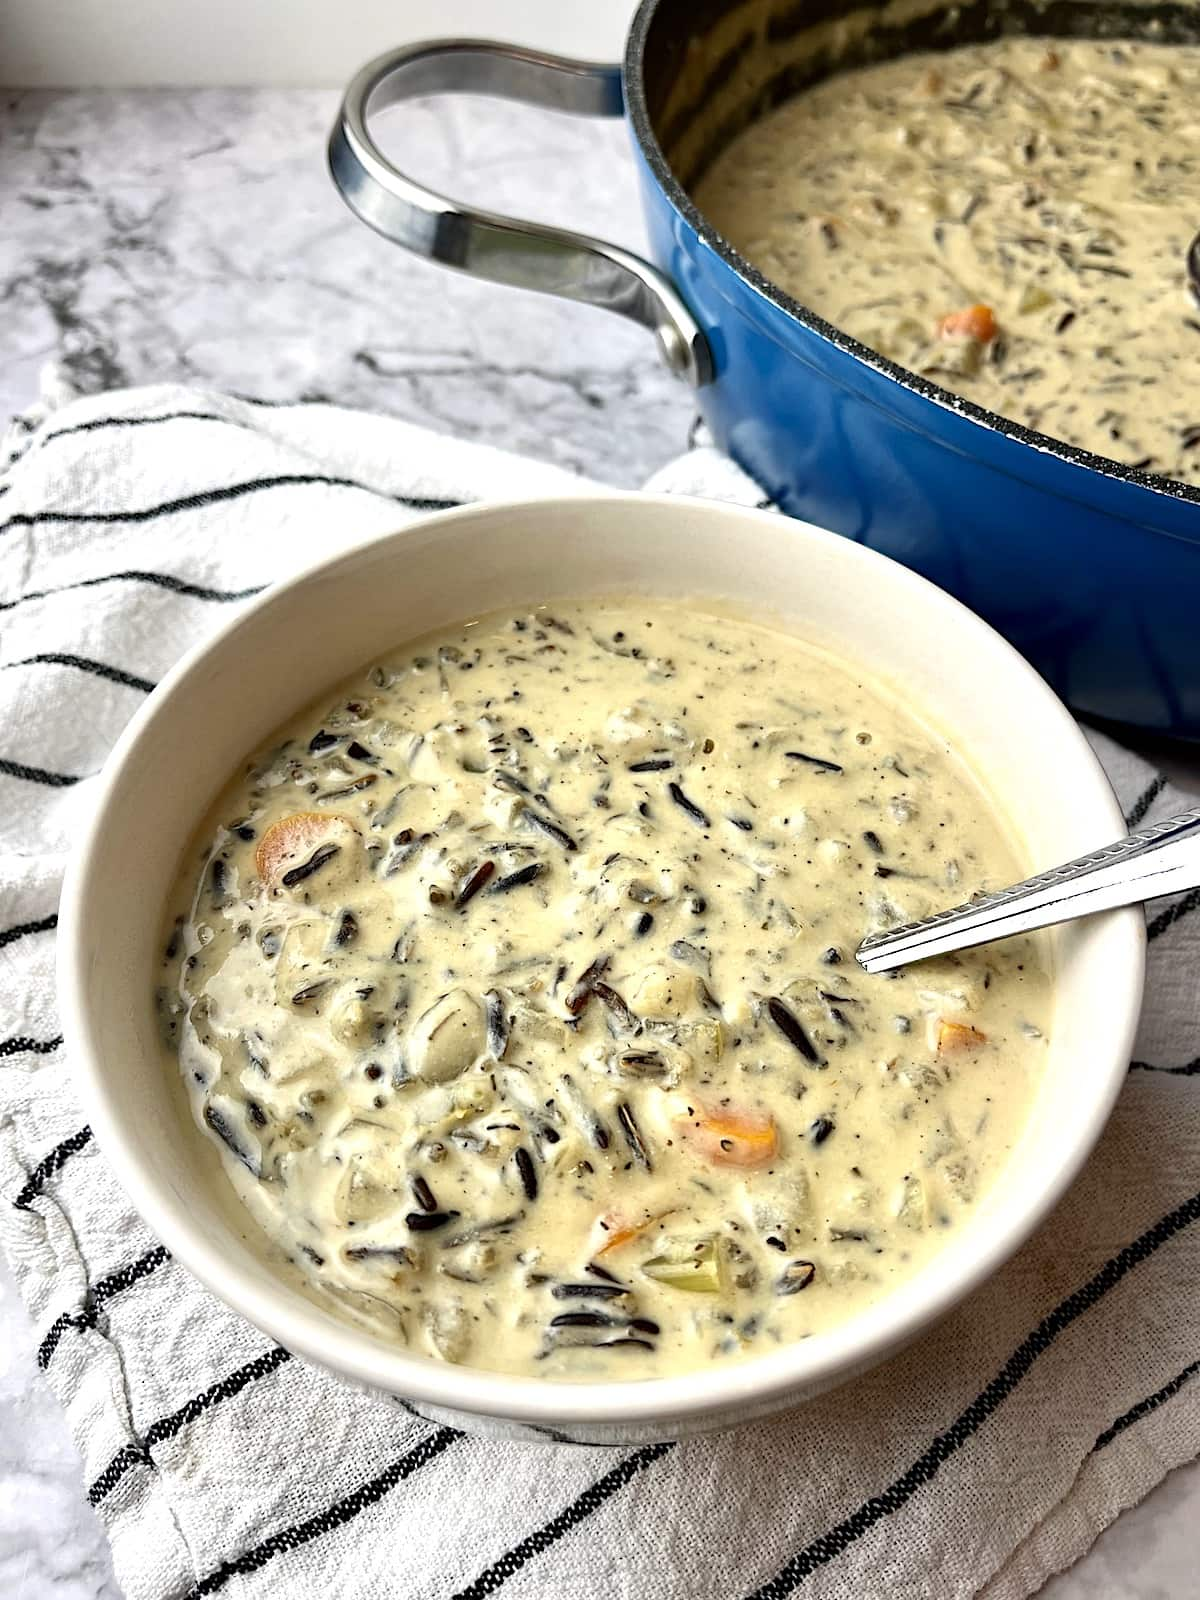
[623,0,1200,515]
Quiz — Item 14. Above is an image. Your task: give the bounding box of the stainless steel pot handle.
[328,39,712,387]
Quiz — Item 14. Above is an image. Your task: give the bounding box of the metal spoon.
[856,808,1200,974]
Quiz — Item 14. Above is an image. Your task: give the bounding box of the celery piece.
[641,1238,722,1293]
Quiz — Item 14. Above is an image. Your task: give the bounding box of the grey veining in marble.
[1,84,1197,1600]
[0,87,693,481]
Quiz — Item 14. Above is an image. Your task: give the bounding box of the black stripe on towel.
[0,474,462,535]
[227,392,333,409]
[1130,1055,1200,1077]
[0,913,58,949]
[0,569,267,613]
[88,1345,293,1505]
[36,408,463,465]
[745,1185,1200,1598]
[41,411,252,445]
[1092,1357,1200,1453]
[0,1032,63,1059]
[450,1443,675,1600]
[37,1245,170,1369]
[182,1425,460,1597]
[1148,888,1200,942]
[1124,773,1168,829]
[0,757,85,788]
[12,1122,90,1212]
[0,473,367,532]
[393,494,463,512]
[1,652,155,694]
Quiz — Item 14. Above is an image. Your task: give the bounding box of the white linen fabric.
[1,375,1197,1600]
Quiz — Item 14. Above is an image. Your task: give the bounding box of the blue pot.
[331,1,1200,737]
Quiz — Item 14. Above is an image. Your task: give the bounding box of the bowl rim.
[58,491,1146,1426]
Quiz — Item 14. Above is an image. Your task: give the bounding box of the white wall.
[1,1,643,87]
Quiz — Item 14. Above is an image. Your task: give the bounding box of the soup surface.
[694,37,1200,483]
[159,601,1051,1379]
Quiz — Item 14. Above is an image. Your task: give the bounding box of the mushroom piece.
[333,1161,398,1226]
[424,1299,472,1362]
[408,989,487,1084]
[328,984,383,1048]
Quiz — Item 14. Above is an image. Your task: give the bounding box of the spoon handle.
[856,807,1200,974]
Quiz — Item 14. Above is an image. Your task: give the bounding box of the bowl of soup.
[57,494,1144,1442]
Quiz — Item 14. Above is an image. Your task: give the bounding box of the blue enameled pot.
[331,0,1200,738]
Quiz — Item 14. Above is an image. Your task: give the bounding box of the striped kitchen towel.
[1,374,1197,1600]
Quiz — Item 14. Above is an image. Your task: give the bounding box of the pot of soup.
[328,0,1200,738]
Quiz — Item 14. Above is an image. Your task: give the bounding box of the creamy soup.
[694,37,1200,483]
[159,601,1050,1379]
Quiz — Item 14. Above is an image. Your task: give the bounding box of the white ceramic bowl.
[59,494,1144,1444]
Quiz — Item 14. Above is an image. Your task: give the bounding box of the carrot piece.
[255,812,355,888]
[596,1221,645,1256]
[935,304,998,343]
[677,1104,779,1168]
[936,1019,988,1053]
[594,1208,668,1256]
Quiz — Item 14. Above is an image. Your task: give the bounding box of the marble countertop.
[2,85,1196,1600]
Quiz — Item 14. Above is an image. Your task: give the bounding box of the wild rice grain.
[668,781,710,828]
[767,996,825,1065]
[515,1147,539,1200]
